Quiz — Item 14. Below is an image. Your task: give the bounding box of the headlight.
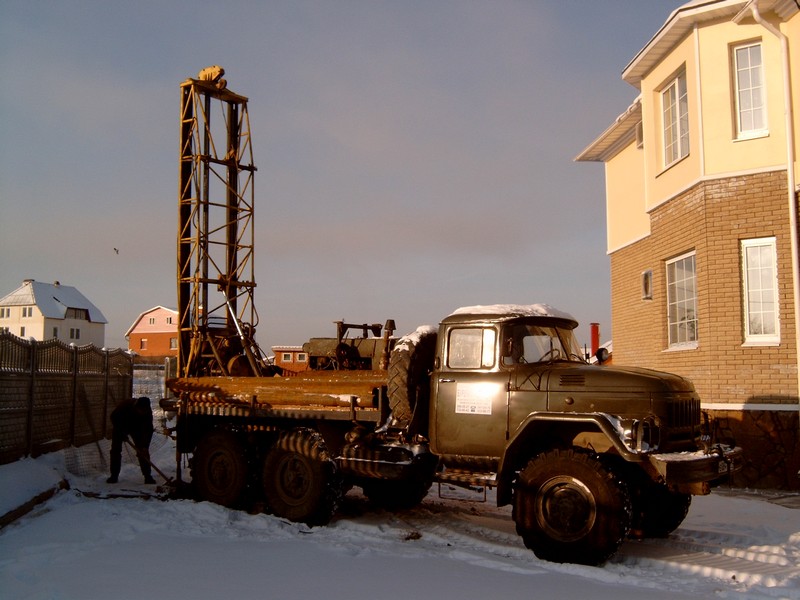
[622,416,660,452]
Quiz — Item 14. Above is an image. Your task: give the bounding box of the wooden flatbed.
[166,370,388,422]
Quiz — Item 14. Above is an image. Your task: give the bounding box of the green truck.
[165,303,741,565]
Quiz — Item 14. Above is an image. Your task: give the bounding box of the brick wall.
[610,170,799,489]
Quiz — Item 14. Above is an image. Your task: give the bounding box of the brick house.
[126,306,178,357]
[0,279,107,347]
[271,346,309,375]
[577,0,799,488]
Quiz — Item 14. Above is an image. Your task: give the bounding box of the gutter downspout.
[736,2,800,417]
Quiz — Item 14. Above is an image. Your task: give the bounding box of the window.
[22,306,33,318]
[733,42,766,138]
[642,270,653,300]
[70,328,81,340]
[662,71,689,167]
[0,308,9,318]
[20,326,26,337]
[742,237,779,344]
[297,353,307,363]
[666,252,697,347]
[139,338,147,350]
[282,353,293,362]
[170,337,178,350]
[65,308,88,320]
[166,316,173,325]
[149,317,156,325]
[52,327,59,339]
[447,328,496,369]
[0,327,9,334]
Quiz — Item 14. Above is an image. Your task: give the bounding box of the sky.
[0,1,685,351]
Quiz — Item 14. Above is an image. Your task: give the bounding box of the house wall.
[0,306,104,347]
[610,170,799,488]
[272,347,309,375]
[127,307,178,357]
[697,19,789,177]
[605,140,649,253]
[640,33,703,210]
[128,332,178,357]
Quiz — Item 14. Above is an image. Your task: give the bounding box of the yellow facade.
[589,5,799,250]
[577,0,799,489]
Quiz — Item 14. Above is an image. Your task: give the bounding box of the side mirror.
[595,347,609,365]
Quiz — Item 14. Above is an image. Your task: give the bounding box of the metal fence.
[0,332,133,464]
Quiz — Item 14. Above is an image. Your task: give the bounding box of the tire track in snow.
[345,492,800,597]
[613,530,800,593]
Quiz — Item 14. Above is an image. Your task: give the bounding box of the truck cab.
[431,305,583,458]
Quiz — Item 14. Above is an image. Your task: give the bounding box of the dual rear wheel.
[192,428,341,526]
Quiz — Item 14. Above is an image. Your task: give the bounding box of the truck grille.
[663,394,701,449]
[669,394,701,428]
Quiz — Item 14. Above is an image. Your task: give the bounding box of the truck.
[164,303,742,565]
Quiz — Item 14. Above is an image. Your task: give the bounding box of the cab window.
[447,328,496,369]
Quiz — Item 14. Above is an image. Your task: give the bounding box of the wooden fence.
[0,332,133,464]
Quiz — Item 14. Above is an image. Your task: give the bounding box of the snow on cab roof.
[447,304,576,322]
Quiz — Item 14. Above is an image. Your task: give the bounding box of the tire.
[361,477,432,511]
[387,327,437,429]
[192,430,249,508]
[513,449,631,565]
[262,429,341,526]
[630,481,691,538]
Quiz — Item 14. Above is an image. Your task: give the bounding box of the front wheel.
[513,449,631,565]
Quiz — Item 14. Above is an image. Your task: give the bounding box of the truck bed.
[167,370,388,422]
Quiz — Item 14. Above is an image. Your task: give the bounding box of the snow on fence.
[0,332,133,465]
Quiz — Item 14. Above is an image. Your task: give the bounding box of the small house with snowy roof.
[0,279,107,346]
[125,306,179,357]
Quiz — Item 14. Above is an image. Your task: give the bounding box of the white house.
[0,279,107,347]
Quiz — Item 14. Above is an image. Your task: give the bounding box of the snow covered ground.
[1,433,798,600]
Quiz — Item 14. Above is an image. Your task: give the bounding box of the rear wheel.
[192,430,248,508]
[262,429,341,526]
[513,449,631,565]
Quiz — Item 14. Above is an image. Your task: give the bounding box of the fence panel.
[0,332,133,464]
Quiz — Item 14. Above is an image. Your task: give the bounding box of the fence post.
[69,344,78,447]
[25,339,37,457]
[103,350,110,438]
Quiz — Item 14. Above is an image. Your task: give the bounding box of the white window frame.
[733,41,767,139]
[662,71,689,167]
[741,237,780,345]
[666,251,698,348]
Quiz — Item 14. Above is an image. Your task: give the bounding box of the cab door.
[430,326,510,457]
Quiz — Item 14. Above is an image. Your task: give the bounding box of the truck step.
[436,468,497,489]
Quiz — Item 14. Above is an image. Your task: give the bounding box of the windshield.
[501,322,584,365]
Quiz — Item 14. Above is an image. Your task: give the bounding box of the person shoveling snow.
[106,397,156,485]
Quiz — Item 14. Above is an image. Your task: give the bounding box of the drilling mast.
[177,67,266,377]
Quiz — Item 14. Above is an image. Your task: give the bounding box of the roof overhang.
[575,97,641,162]
[623,0,799,87]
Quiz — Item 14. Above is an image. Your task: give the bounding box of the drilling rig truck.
[164,69,741,566]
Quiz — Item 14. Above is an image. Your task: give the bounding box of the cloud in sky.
[0,1,682,350]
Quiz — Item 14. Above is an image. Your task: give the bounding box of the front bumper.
[648,444,743,485]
